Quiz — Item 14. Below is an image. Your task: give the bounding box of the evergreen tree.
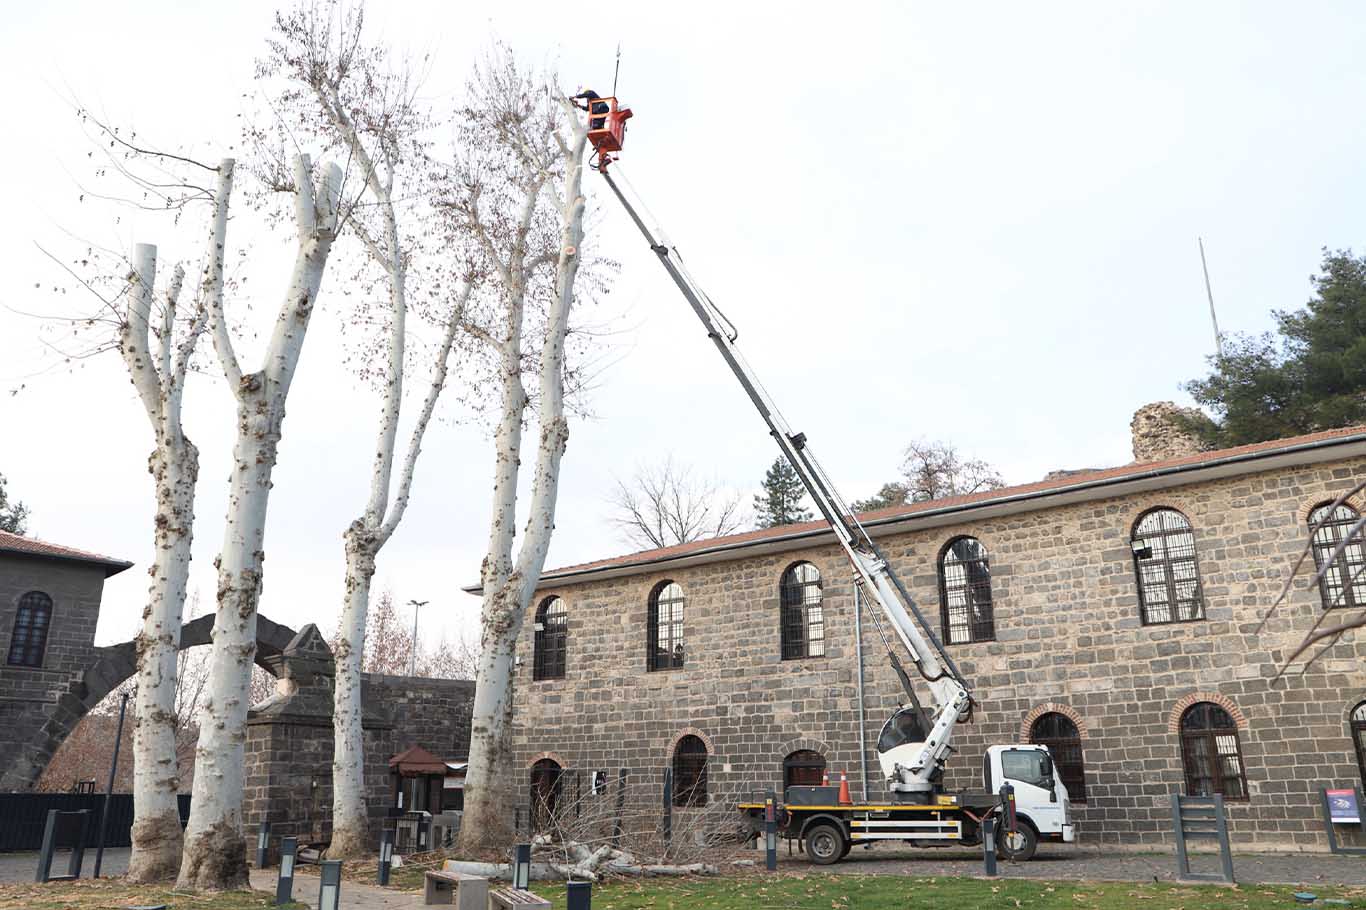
[1183,248,1366,447]
[0,473,28,535]
[753,457,813,528]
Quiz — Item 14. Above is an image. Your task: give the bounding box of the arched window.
[532,596,567,681]
[1179,702,1247,799]
[1308,502,1366,611]
[783,750,827,791]
[672,735,708,807]
[1131,508,1205,625]
[1351,702,1366,789]
[780,562,825,660]
[648,581,685,672]
[529,758,563,831]
[938,537,995,644]
[1029,712,1087,803]
[7,591,53,668]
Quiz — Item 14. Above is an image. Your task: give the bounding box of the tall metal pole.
[1198,237,1225,360]
[93,691,129,878]
[407,599,428,676]
[854,586,869,802]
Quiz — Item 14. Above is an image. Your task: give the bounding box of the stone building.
[506,422,1366,851]
[0,530,131,790]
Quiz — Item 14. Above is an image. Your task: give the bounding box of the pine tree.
[753,457,813,528]
[0,473,29,535]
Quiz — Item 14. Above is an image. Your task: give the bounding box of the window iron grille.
[7,591,52,668]
[1132,509,1205,625]
[1309,503,1366,611]
[1179,703,1247,800]
[532,596,567,680]
[938,537,995,644]
[1029,712,1087,803]
[780,562,825,660]
[648,581,685,672]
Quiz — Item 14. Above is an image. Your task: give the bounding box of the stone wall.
[1131,401,1207,463]
[510,454,1366,851]
[242,627,475,855]
[0,556,109,790]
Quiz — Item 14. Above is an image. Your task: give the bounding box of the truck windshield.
[1001,749,1052,788]
[877,708,928,753]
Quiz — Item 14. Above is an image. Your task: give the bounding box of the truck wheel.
[804,823,846,865]
[997,821,1038,862]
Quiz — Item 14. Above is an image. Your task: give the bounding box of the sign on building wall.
[1326,788,1360,824]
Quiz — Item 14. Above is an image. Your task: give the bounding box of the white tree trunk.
[459,119,588,852]
[329,526,377,857]
[178,157,340,891]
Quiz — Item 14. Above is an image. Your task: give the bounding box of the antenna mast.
[1198,237,1225,360]
[611,42,622,96]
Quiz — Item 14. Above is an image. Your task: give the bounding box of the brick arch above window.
[776,737,835,759]
[1020,702,1090,741]
[1298,494,1366,523]
[667,726,715,757]
[1167,692,1247,734]
[525,750,569,769]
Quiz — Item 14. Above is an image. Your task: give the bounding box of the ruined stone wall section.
[1131,401,1208,463]
[511,456,1366,851]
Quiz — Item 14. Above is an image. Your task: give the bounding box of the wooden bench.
[423,870,488,909]
[488,887,551,909]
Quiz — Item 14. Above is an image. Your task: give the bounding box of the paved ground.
[0,846,129,882]
[779,842,1366,886]
[248,868,415,909]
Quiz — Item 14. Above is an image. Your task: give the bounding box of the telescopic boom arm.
[598,166,972,795]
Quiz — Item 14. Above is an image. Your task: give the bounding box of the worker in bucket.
[572,88,609,130]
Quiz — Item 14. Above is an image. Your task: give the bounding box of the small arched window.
[938,537,995,644]
[1131,508,1205,625]
[648,581,685,672]
[533,596,567,681]
[780,562,825,660]
[672,735,708,807]
[1351,702,1366,789]
[1179,702,1247,800]
[1308,502,1366,611]
[1029,712,1087,803]
[7,591,53,668]
[783,750,827,791]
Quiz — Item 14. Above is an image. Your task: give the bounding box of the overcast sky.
[2,1,1364,649]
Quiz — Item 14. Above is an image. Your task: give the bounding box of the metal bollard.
[513,843,532,890]
[417,815,431,852]
[377,828,394,886]
[567,879,592,910]
[257,821,272,869]
[764,789,778,872]
[318,859,342,910]
[276,836,298,905]
[983,818,999,876]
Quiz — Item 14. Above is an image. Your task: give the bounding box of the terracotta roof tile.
[0,529,133,577]
[542,424,1366,580]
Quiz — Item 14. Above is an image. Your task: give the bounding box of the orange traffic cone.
[821,771,829,787]
[838,772,852,805]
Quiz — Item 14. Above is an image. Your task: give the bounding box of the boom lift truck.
[578,96,1076,864]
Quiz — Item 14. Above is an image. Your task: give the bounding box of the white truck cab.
[984,744,1077,847]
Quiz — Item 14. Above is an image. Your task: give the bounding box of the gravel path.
[0,846,128,882]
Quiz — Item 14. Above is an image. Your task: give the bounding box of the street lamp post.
[407,599,429,676]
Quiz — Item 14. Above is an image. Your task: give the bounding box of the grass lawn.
[0,879,306,910]
[514,874,1366,910]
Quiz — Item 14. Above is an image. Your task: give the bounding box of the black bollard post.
[35,810,59,883]
[611,769,628,849]
[982,817,997,877]
[662,767,673,846]
[764,789,778,872]
[417,815,431,853]
[93,692,128,878]
[318,859,342,910]
[257,821,273,869]
[513,843,532,891]
[67,811,89,880]
[377,828,394,886]
[567,879,592,910]
[276,836,298,905]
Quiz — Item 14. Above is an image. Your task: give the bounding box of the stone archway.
[0,613,298,791]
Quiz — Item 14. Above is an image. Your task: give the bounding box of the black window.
[648,581,685,672]
[1179,702,1247,800]
[672,735,708,807]
[1351,702,1366,789]
[1308,502,1366,611]
[1029,712,1087,803]
[532,596,567,680]
[938,537,995,644]
[1131,508,1205,625]
[7,591,52,668]
[529,758,563,832]
[783,750,826,791]
[780,562,825,660]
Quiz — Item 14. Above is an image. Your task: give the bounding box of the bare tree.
[448,48,604,853]
[611,457,746,549]
[852,439,1006,511]
[176,152,344,890]
[328,589,479,679]
[257,0,478,859]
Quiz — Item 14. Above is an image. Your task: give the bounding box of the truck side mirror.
[1041,754,1057,802]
